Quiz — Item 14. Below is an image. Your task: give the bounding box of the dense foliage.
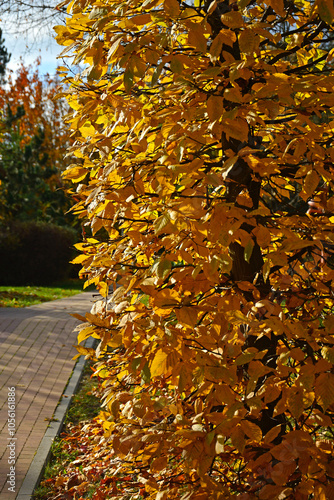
[57,0,334,498]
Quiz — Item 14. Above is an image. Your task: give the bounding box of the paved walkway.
[0,292,95,499]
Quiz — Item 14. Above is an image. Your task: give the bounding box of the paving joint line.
[16,336,96,500]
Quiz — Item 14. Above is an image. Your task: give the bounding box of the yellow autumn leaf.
[223,117,249,142]
[175,306,198,328]
[231,424,245,453]
[188,25,207,53]
[97,282,109,298]
[62,166,88,182]
[268,0,285,17]
[302,170,320,199]
[315,373,334,410]
[77,325,96,344]
[54,24,76,46]
[317,0,334,24]
[221,11,244,29]
[154,288,181,308]
[240,420,262,442]
[150,349,168,377]
[164,0,180,17]
[207,95,224,122]
[79,121,96,138]
[238,29,260,55]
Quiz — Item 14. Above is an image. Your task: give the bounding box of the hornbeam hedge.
[57,0,334,498]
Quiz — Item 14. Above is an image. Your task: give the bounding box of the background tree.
[56,1,334,498]
[0,61,74,225]
[0,28,10,84]
[0,0,64,38]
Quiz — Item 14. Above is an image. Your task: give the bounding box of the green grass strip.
[0,280,85,308]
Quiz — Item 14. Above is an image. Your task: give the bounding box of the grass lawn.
[0,280,86,308]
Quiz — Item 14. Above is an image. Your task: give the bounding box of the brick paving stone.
[0,292,94,499]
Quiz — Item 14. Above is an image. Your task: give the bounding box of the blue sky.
[3,24,63,77]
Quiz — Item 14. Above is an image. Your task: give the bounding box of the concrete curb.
[16,337,96,500]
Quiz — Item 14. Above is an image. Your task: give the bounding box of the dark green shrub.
[0,221,78,285]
